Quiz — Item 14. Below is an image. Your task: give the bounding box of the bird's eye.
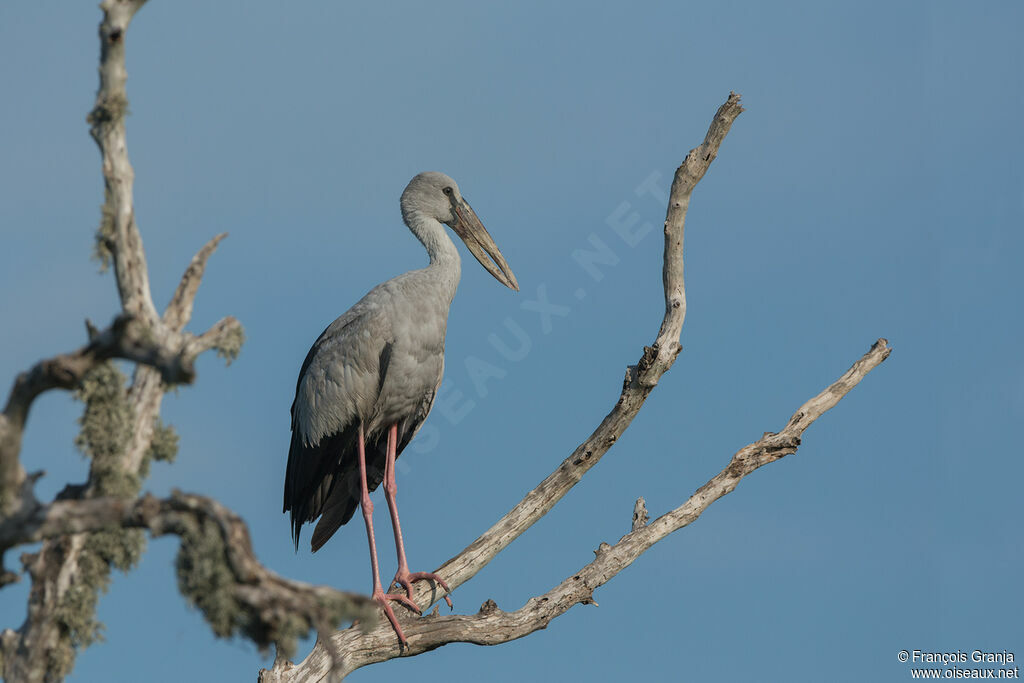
[442,187,453,196]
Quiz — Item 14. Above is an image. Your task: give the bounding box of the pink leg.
[356,423,420,646]
[383,423,454,610]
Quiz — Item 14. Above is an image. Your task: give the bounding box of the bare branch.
[164,233,228,332]
[269,339,890,680]
[0,490,376,657]
[269,91,746,682]
[413,91,743,604]
[191,316,246,364]
[0,315,196,516]
[2,315,194,422]
[87,0,156,325]
[1,3,245,680]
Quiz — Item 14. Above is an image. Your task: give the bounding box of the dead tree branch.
[408,92,743,605]
[262,92,757,681]
[0,490,376,657]
[0,2,246,680]
[0,313,196,546]
[164,233,228,332]
[89,0,156,326]
[264,92,890,682]
[262,339,889,680]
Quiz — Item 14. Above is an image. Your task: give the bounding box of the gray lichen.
[49,362,147,677]
[46,626,77,679]
[260,593,359,661]
[74,362,132,466]
[149,418,179,463]
[54,549,106,649]
[176,516,240,639]
[267,613,312,662]
[175,516,343,660]
[140,417,178,479]
[86,92,129,128]
[214,324,246,365]
[46,521,145,680]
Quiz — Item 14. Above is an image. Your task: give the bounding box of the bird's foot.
[390,569,454,610]
[372,586,421,647]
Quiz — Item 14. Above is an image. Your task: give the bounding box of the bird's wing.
[284,300,393,549]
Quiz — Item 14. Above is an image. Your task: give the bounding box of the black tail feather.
[284,419,416,551]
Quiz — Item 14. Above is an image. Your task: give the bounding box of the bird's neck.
[406,212,461,296]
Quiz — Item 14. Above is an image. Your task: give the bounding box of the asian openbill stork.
[284,171,518,643]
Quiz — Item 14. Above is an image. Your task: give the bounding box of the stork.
[284,171,518,644]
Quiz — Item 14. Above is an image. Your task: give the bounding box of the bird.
[284,171,518,644]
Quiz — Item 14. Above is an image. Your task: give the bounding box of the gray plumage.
[285,172,518,551]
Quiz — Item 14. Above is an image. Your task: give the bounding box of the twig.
[164,233,228,332]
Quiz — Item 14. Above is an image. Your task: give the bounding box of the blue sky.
[1,1,1022,681]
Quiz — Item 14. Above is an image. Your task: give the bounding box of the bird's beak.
[448,199,519,291]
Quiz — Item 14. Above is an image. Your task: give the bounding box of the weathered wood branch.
[261,339,889,680]
[411,91,742,605]
[164,233,228,332]
[264,92,750,682]
[0,310,243,551]
[87,0,155,325]
[190,316,246,362]
[0,2,245,680]
[0,313,194,522]
[0,490,376,652]
[4,316,194,420]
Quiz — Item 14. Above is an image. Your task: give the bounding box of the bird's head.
[401,171,519,291]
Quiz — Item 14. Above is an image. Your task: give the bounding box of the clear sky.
[1,1,1022,681]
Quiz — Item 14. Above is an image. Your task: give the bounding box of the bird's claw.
[372,588,421,647]
[391,569,454,610]
[382,590,422,615]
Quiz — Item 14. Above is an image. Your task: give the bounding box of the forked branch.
[0,2,246,680]
[264,92,890,682]
[264,339,889,680]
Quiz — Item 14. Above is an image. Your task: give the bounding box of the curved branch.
[269,92,745,682]
[0,307,242,522]
[0,315,197,516]
[0,490,376,653]
[267,339,890,680]
[190,316,246,363]
[420,92,743,604]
